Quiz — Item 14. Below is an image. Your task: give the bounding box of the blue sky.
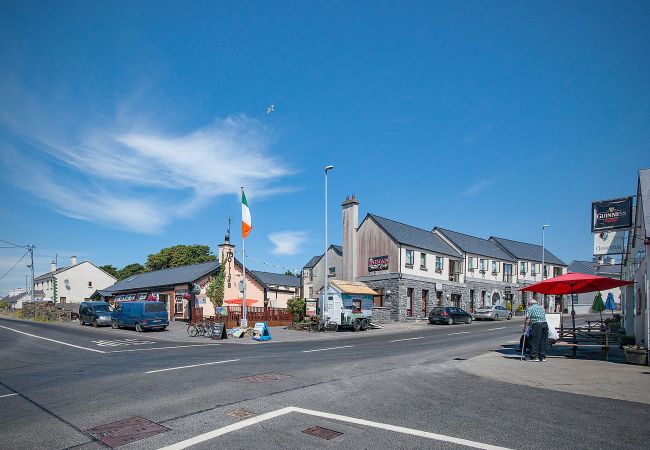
[1,1,649,295]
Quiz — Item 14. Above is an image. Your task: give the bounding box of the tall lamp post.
[323,165,334,319]
[541,224,549,311]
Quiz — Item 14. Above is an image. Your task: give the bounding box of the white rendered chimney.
[51,261,57,272]
[71,255,77,266]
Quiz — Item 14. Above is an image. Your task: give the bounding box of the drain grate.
[303,426,343,440]
[86,417,169,448]
[453,357,467,361]
[228,409,256,419]
[239,373,292,383]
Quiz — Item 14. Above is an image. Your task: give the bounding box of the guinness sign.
[591,197,632,232]
[368,255,389,272]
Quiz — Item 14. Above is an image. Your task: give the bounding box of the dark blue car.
[111,301,169,332]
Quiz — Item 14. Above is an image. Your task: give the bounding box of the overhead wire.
[0,239,28,248]
[0,250,29,281]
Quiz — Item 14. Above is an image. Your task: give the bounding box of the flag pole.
[241,187,248,328]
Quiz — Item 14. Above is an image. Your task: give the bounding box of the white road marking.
[506,340,519,344]
[157,406,512,450]
[145,359,239,374]
[0,393,19,399]
[91,338,155,347]
[487,327,506,331]
[448,331,470,336]
[302,345,353,353]
[390,336,425,343]
[0,325,106,353]
[108,343,222,353]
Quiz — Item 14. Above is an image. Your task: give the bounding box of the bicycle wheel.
[309,321,320,332]
[187,325,198,337]
[325,322,338,332]
[204,324,213,338]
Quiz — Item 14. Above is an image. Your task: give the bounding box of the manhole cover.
[303,426,343,440]
[228,409,256,419]
[86,417,169,448]
[239,373,292,383]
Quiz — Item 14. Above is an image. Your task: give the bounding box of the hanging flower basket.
[182,292,191,300]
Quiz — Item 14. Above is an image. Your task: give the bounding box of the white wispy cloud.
[0,94,293,233]
[463,178,494,197]
[268,231,308,256]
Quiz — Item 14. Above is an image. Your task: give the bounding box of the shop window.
[405,250,414,267]
[174,294,184,314]
[436,290,443,306]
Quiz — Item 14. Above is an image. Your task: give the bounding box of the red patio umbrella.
[521,272,632,356]
[224,298,258,307]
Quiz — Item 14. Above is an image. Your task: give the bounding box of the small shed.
[321,280,377,327]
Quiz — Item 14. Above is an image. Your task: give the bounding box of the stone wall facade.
[371,306,392,324]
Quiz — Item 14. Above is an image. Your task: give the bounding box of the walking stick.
[520,326,527,361]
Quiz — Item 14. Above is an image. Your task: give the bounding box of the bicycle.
[309,317,338,332]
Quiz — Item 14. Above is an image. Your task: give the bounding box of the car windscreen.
[431,308,445,313]
[93,304,111,312]
[145,302,167,312]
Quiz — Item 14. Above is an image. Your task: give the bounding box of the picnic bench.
[553,326,619,361]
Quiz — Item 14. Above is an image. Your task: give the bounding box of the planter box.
[515,311,524,316]
[624,350,648,366]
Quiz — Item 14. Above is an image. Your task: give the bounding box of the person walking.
[525,299,548,362]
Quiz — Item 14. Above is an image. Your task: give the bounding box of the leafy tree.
[145,245,216,271]
[118,263,146,281]
[286,297,306,322]
[591,291,605,321]
[206,270,225,309]
[284,269,297,276]
[99,265,119,279]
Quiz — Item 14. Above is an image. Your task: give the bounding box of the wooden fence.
[225,306,293,327]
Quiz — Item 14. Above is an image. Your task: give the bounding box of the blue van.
[111,301,169,332]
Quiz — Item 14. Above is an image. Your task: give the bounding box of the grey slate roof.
[104,261,220,294]
[640,168,650,239]
[331,245,343,256]
[436,228,514,261]
[34,265,74,282]
[303,255,321,269]
[1,291,28,304]
[251,270,301,288]
[568,260,621,277]
[367,214,462,258]
[490,237,566,265]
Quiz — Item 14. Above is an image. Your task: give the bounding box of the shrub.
[286,297,306,322]
[0,301,8,311]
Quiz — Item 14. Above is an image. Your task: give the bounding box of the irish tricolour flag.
[241,189,252,238]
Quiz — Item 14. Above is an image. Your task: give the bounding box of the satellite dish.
[64,279,70,285]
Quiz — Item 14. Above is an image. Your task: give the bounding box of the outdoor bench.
[552,327,618,361]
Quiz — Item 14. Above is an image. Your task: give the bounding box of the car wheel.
[447,317,454,325]
[428,320,435,325]
[494,314,499,321]
[79,318,84,325]
[135,322,143,332]
[92,319,98,328]
[111,320,119,329]
[465,316,472,324]
[507,313,512,320]
[352,318,361,332]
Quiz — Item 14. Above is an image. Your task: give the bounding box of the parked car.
[473,305,512,321]
[111,301,169,332]
[79,301,113,327]
[429,307,472,325]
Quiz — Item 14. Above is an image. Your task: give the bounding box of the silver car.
[473,305,512,321]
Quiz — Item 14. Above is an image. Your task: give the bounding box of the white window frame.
[405,250,414,267]
[420,253,427,269]
[435,256,443,272]
[479,258,488,272]
[468,257,476,270]
[519,262,528,275]
[492,261,500,273]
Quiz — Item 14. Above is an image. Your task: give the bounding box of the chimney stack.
[342,194,360,281]
[51,261,57,272]
[70,255,77,266]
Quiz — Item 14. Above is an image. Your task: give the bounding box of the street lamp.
[542,224,549,311]
[323,165,334,319]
